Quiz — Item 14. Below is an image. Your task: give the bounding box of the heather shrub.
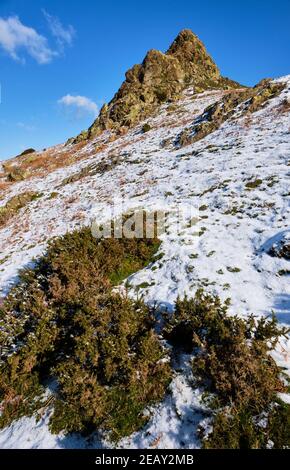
[0,223,171,440]
[165,289,290,448]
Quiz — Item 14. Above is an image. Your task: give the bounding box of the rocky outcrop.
[73,30,240,143]
[176,79,285,147]
[268,233,290,260]
[0,192,40,228]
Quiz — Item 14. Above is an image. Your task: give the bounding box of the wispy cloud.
[0,16,56,64]
[17,121,36,132]
[0,12,75,64]
[42,10,75,51]
[58,95,98,118]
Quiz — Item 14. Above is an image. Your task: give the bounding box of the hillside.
[0,30,289,449]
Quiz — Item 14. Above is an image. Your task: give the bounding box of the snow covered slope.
[0,76,289,449]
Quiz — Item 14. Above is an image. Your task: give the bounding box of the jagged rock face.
[74,30,240,142]
[166,29,220,84]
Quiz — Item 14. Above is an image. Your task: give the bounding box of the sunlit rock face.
[74,29,240,142]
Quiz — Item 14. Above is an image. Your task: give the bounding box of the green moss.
[245,179,263,189]
[136,282,153,289]
[0,255,9,265]
[226,266,241,273]
[31,193,44,201]
[206,250,216,257]
[142,123,151,133]
[48,192,59,199]
[153,251,165,261]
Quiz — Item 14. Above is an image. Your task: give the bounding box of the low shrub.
[204,400,290,449]
[0,223,171,440]
[164,289,290,448]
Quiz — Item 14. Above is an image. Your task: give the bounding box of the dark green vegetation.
[165,290,290,448]
[0,191,42,228]
[0,223,171,440]
[19,148,36,157]
[0,224,289,447]
[142,123,151,133]
[245,178,263,189]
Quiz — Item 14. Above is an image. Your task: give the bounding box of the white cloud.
[0,16,56,64]
[17,122,36,132]
[58,95,98,118]
[42,10,75,50]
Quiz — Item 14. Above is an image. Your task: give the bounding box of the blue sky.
[0,0,290,160]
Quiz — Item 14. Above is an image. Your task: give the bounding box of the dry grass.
[242,112,253,129]
[0,141,106,183]
[278,98,290,114]
[0,181,11,199]
[71,211,86,222]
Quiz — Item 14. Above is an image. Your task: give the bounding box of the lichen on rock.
[72,29,241,143]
